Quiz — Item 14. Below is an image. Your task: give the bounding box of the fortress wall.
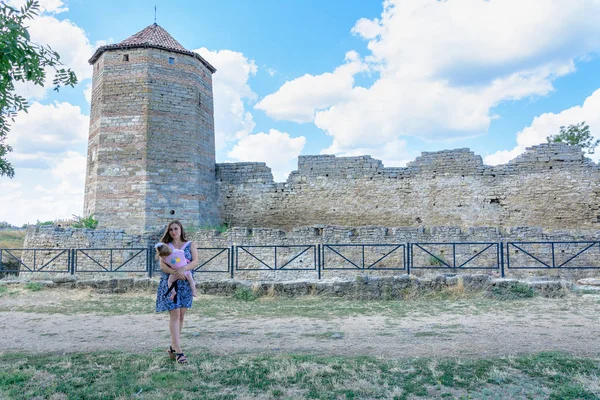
[216,144,600,230]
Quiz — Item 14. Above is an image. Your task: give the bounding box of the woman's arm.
[183,241,200,272]
[160,258,186,280]
[159,258,176,274]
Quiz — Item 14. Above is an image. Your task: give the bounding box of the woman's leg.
[169,308,183,353]
[179,307,187,336]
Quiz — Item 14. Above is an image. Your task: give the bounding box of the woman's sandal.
[167,345,176,360]
[175,353,188,364]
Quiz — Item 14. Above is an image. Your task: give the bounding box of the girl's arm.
[184,241,200,272]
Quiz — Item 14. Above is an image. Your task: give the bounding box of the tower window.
[168,57,175,64]
[198,92,202,106]
[123,54,129,62]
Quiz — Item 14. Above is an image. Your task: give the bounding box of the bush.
[489,281,535,300]
[71,214,98,229]
[0,259,20,278]
[24,282,43,291]
[233,286,257,301]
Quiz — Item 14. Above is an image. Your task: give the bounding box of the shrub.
[489,281,535,300]
[71,214,98,229]
[233,286,257,301]
[0,259,20,278]
[428,255,447,266]
[24,282,43,291]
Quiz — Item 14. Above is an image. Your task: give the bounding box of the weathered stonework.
[217,144,600,230]
[84,27,219,233]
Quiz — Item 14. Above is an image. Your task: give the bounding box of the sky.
[2,0,600,226]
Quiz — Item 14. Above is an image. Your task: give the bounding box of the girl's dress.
[156,242,194,312]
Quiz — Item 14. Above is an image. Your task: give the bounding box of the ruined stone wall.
[84,47,219,233]
[217,144,600,231]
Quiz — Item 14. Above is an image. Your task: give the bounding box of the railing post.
[230,245,235,279]
[452,243,456,270]
[506,242,510,272]
[317,244,321,280]
[362,245,365,270]
[147,246,153,278]
[500,242,505,278]
[407,243,411,275]
[70,249,76,275]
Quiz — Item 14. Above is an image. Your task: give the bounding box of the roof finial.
[154,5,157,24]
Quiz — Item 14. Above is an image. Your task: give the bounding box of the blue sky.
[2,0,600,226]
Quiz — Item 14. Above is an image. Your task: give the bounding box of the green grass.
[23,282,43,291]
[0,289,535,318]
[232,286,258,301]
[0,229,26,249]
[0,351,597,399]
[489,282,536,300]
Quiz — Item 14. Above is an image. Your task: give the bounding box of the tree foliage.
[0,0,78,177]
[546,121,599,155]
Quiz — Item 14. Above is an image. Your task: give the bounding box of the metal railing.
[322,244,406,279]
[0,248,71,274]
[74,247,148,274]
[235,245,318,277]
[408,242,503,276]
[2,241,599,279]
[506,241,600,270]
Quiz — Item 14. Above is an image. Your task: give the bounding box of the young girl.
[155,242,197,300]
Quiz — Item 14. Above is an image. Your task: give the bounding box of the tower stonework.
[84,24,219,232]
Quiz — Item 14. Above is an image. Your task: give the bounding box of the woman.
[155,220,199,364]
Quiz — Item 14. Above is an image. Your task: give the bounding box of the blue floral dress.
[156,242,194,312]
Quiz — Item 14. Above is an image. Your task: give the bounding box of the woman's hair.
[155,243,171,257]
[160,220,188,243]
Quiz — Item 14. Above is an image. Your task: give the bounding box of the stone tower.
[84,24,220,233]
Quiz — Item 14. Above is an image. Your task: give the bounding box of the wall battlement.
[216,162,274,184]
[218,144,598,187]
[217,143,600,230]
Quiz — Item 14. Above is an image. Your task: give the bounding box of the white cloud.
[83,82,92,103]
[355,0,600,82]
[259,0,600,163]
[255,51,368,123]
[7,0,68,14]
[194,48,258,150]
[485,88,600,165]
[0,152,86,226]
[0,101,89,226]
[227,129,306,181]
[7,101,89,157]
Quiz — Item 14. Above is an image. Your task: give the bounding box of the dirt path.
[1,291,600,359]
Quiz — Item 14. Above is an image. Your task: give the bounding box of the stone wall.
[5,275,575,300]
[84,46,219,233]
[217,144,600,231]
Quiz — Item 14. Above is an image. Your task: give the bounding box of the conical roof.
[89,23,215,73]
[117,23,188,52]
